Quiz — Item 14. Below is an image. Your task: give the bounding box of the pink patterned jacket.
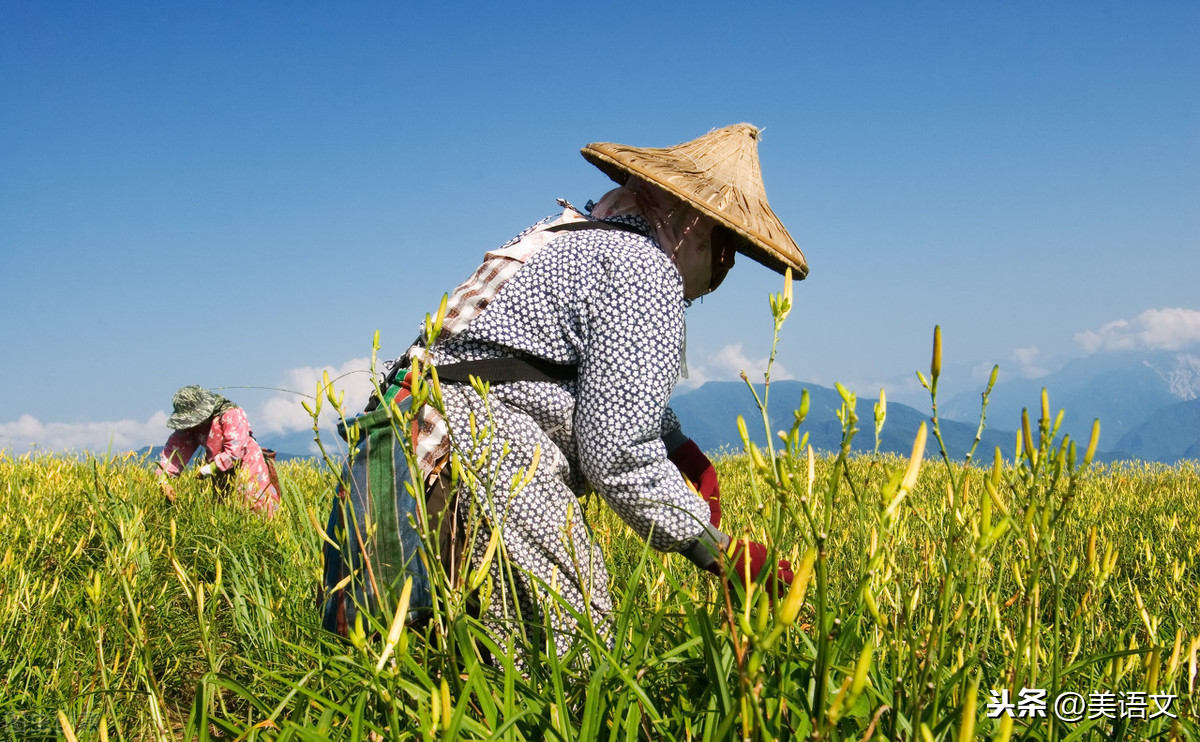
[158,407,280,514]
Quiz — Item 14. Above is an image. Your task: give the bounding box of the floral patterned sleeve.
[159,431,198,477]
[575,243,712,552]
[211,408,252,472]
[660,407,682,438]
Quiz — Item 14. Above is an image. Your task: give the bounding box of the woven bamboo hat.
[581,123,807,278]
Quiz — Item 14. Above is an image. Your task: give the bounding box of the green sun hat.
[167,385,226,430]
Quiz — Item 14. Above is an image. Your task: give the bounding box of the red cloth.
[717,539,794,599]
[668,438,721,527]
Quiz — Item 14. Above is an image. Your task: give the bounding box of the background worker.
[156,385,281,515]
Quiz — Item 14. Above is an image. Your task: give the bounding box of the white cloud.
[970,362,998,383]
[1009,345,1050,378]
[1011,346,1038,367]
[0,358,377,456]
[1075,308,1200,353]
[679,342,795,390]
[254,357,375,434]
[0,411,170,456]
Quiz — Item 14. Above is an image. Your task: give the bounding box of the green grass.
[2,446,1197,740]
[3,307,1198,740]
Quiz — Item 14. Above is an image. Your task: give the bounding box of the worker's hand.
[197,463,216,479]
[668,438,721,527]
[158,478,176,504]
[722,539,793,599]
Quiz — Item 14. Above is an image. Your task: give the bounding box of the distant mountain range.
[669,380,1012,462]
[243,349,1199,465]
[939,349,1200,464]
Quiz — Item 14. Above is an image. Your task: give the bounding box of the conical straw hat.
[581,123,807,278]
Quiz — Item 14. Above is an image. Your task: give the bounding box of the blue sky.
[2,2,1198,454]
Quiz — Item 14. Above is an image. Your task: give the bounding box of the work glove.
[668,438,721,527]
[709,539,794,600]
[157,477,176,504]
[197,463,216,479]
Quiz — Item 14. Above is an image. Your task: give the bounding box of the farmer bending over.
[156,385,281,515]
[325,124,808,654]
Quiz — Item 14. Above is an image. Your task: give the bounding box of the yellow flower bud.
[931,325,942,380]
[1084,418,1100,466]
[900,422,927,493]
[777,546,818,626]
[851,641,874,696]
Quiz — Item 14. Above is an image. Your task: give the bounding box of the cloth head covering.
[167,385,238,430]
[581,123,807,279]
